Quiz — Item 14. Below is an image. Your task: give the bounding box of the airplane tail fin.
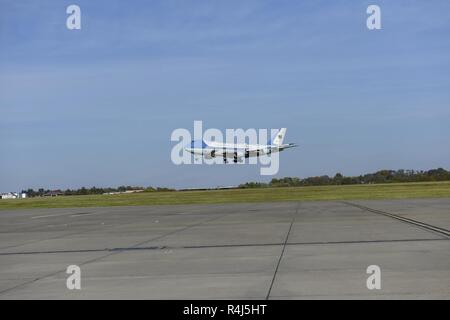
[269,128,287,146]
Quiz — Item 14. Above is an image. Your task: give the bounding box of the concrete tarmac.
[0,199,449,299]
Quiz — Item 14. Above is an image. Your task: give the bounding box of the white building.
[0,192,27,199]
[1,192,18,199]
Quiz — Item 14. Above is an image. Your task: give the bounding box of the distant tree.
[238,168,450,189]
[239,182,268,188]
[333,173,343,185]
[19,168,450,195]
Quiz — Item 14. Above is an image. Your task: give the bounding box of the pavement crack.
[341,201,450,239]
[265,203,298,300]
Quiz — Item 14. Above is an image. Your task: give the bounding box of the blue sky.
[1,0,450,191]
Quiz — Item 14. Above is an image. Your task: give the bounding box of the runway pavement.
[0,198,449,299]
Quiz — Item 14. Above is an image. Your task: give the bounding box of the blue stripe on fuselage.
[190,140,208,149]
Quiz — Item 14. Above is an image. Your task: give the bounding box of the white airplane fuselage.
[184,128,296,163]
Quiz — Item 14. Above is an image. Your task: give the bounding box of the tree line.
[21,168,450,196]
[22,185,174,197]
[239,168,450,188]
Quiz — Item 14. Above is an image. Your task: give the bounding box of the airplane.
[185,128,297,163]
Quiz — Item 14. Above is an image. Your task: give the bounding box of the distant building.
[0,192,28,199]
[1,192,18,199]
[179,186,237,191]
[43,190,64,197]
[102,189,145,195]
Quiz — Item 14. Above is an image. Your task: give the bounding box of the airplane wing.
[278,143,298,150]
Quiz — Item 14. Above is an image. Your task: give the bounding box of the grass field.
[1,181,450,210]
